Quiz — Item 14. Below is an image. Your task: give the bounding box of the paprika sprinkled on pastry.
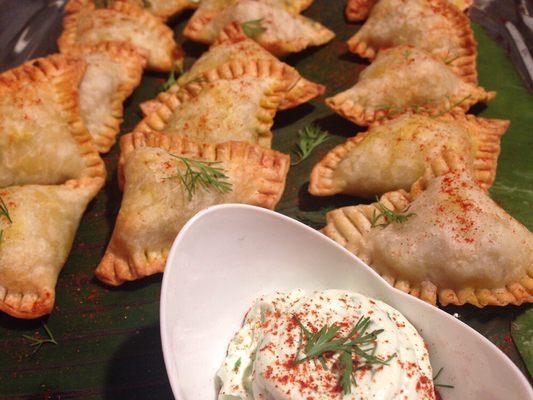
[309,113,508,198]
[322,152,533,307]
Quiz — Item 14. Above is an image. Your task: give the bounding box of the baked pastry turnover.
[140,23,325,115]
[96,131,289,285]
[322,153,533,307]
[345,0,473,22]
[59,1,182,71]
[68,42,146,153]
[135,59,300,148]
[65,0,199,20]
[0,177,104,319]
[183,0,334,56]
[0,54,105,187]
[309,113,509,198]
[326,46,495,126]
[347,0,477,82]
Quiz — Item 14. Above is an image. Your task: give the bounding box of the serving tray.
[0,0,531,398]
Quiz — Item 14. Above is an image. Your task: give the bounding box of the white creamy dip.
[217,289,435,400]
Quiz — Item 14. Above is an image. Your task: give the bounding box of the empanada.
[0,177,104,319]
[326,46,495,126]
[68,42,146,153]
[346,0,476,82]
[0,54,105,187]
[309,113,508,198]
[135,59,300,148]
[140,23,325,115]
[59,1,182,71]
[96,131,289,285]
[322,152,533,307]
[65,0,199,20]
[183,0,334,56]
[345,0,473,22]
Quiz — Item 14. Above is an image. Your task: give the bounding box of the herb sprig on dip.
[293,315,395,394]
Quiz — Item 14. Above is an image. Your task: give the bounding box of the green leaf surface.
[512,308,533,376]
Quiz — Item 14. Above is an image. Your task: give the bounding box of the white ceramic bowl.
[160,204,532,399]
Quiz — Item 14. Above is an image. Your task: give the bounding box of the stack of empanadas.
[0,55,106,318]
[2,0,530,319]
[96,22,325,285]
[311,0,532,307]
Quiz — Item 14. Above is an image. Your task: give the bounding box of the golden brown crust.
[140,22,325,115]
[345,0,377,21]
[325,46,496,127]
[135,58,299,148]
[326,89,496,127]
[65,0,198,20]
[322,152,533,307]
[0,289,54,320]
[308,132,369,196]
[183,0,334,57]
[59,1,180,71]
[309,113,509,196]
[441,112,509,189]
[345,0,474,23]
[96,130,290,286]
[347,0,478,83]
[67,41,146,152]
[0,176,103,319]
[0,54,106,184]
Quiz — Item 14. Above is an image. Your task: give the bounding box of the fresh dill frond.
[241,19,267,38]
[433,94,472,118]
[23,324,58,356]
[370,197,415,228]
[291,124,330,166]
[293,315,394,394]
[233,357,242,372]
[167,154,232,201]
[0,196,12,245]
[443,54,460,65]
[433,367,455,389]
[161,63,183,91]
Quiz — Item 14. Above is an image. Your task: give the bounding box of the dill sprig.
[161,64,177,91]
[433,94,472,118]
[23,324,58,356]
[370,197,415,228]
[291,125,330,166]
[293,315,394,395]
[433,367,455,389]
[0,196,12,245]
[233,357,242,372]
[167,154,232,201]
[241,19,266,38]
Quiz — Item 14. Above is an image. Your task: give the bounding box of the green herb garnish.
[291,124,330,166]
[241,19,266,38]
[433,94,472,118]
[161,64,178,91]
[233,357,242,372]
[293,315,394,395]
[167,154,232,201]
[433,367,455,389]
[0,196,12,245]
[370,197,414,228]
[23,324,58,355]
[444,54,460,65]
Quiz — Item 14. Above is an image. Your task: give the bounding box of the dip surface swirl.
[217,289,435,399]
